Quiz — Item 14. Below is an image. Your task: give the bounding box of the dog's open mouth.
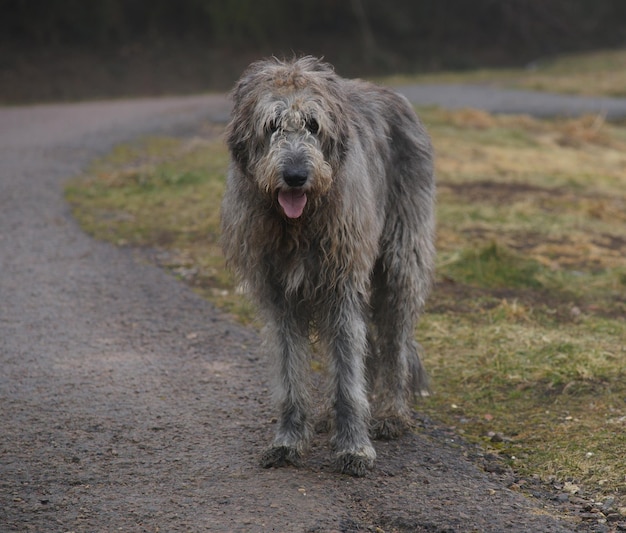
[278,189,307,219]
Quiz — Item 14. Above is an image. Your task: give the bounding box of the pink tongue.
[278,190,307,219]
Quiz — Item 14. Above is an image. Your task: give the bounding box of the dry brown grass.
[387,48,626,98]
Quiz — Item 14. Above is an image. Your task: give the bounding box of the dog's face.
[227,57,349,219]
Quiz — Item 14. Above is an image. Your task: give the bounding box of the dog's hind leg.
[259,305,313,469]
[369,242,432,440]
[369,125,435,439]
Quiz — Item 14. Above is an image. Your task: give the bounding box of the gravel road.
[3,86,624,532]
[398,83,626,119]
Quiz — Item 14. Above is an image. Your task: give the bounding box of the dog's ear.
[228,59,280,171]
[226,101,252,171]
[319,76,350,169]
[226,129,249,171]
[227,65,262,171]
[326,112,349,169]
[230,59,268,108]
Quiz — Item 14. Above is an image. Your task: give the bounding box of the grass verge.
[384,48,626,97]
[66,107,626,508]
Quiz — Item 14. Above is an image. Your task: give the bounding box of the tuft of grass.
[442,242,544,289]
[66,105,626,506]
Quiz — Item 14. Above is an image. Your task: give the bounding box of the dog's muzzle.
[282,161,309,188]
[277,161,309,219]
[283,171,308,188]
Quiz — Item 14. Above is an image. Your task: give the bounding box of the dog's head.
[226,56,349,219]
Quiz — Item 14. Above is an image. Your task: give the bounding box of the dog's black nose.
[283,169,308,188]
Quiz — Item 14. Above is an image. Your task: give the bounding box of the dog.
[220,56,435,476]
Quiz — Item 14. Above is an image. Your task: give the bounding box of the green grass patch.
[441,242,544,289]
[66,107,626,505]
[420,310,626,497]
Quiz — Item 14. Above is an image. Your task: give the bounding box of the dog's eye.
[268,120,279,134]
[306,118,319,134]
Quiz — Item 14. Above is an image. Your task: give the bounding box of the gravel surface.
[3,87,624,532]
[397,83,626,119]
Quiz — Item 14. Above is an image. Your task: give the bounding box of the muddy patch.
[440,179,626,224]
[440,180,558,204]
[429,276,625,322]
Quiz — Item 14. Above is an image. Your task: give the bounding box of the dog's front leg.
[321,293,376,476]
[259,312,312,469]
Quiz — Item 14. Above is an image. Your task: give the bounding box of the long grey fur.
[221,56,436,476]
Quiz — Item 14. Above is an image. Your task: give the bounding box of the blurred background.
[1,0,626,104]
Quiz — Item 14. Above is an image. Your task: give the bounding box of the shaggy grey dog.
[221,56,435,476]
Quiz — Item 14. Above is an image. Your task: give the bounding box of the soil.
[2,90,624,532]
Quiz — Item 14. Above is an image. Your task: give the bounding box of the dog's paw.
[371,415,410,440]
[260,445,302,469]
[333,447,376,477]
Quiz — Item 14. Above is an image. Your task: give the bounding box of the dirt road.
[3,87,623,532]
[397,83,626,119]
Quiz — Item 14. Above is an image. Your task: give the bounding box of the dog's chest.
[267,219,366,299]
[275,244,324,296]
